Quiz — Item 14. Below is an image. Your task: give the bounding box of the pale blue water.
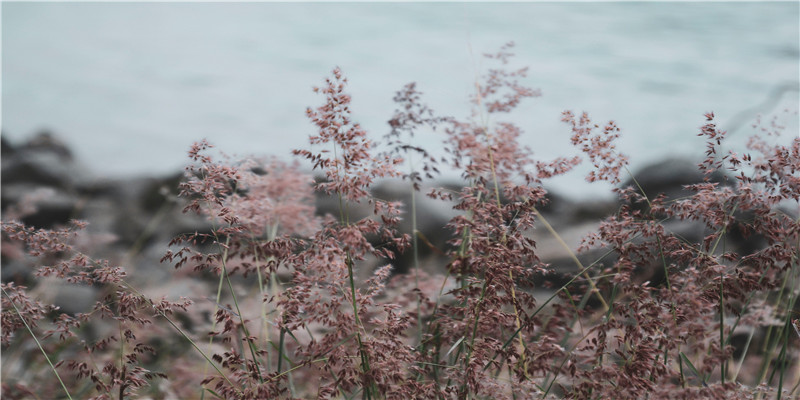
[3,2,798,198]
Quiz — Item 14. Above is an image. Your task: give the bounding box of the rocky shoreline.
[1,131,752,312]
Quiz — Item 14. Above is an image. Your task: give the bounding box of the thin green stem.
[120,281,241,394]
[532,206,609,312]
[410,169,423,346]
[2,287,74,400]
[219,237,264,382]
[461,278,489,396]
[200,266,226,400]
[719,268,726,384]
[346,254,375,399]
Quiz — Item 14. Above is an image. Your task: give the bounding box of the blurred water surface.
[3,2,798,198]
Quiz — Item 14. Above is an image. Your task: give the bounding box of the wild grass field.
[2,43,799,399]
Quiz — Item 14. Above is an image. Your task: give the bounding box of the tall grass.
[2,43,798,399]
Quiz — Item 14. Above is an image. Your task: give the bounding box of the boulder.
[31,278,98,315]
[1,131,92,190]
[621,157,730,205]
[1,185,78,228]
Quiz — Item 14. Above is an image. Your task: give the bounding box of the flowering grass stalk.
[2,42,798,400]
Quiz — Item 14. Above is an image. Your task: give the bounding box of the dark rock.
[140,173,183,213]
[536,246,616,289]
[570,200,619,224]
[1,131,90,190]
[371,180,458,274]
[33,280,98,315]
[1,134,15,157]
[53,284,98,315]
[1,184,78,228]
[19,131,73,160]
[622,157,730,205]
[621,158,776,261]
[75,177,120,198]
[533,191,572,228]
[1,260,32,285]
[20,200,76,229]
[538,191,617,228]
[308,177,462,275]
[313,191,372,223]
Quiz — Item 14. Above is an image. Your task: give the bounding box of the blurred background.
[3,2,798,199]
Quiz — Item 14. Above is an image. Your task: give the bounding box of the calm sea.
[3,2,798,198]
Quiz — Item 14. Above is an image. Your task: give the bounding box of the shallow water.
[3,2,798,198]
